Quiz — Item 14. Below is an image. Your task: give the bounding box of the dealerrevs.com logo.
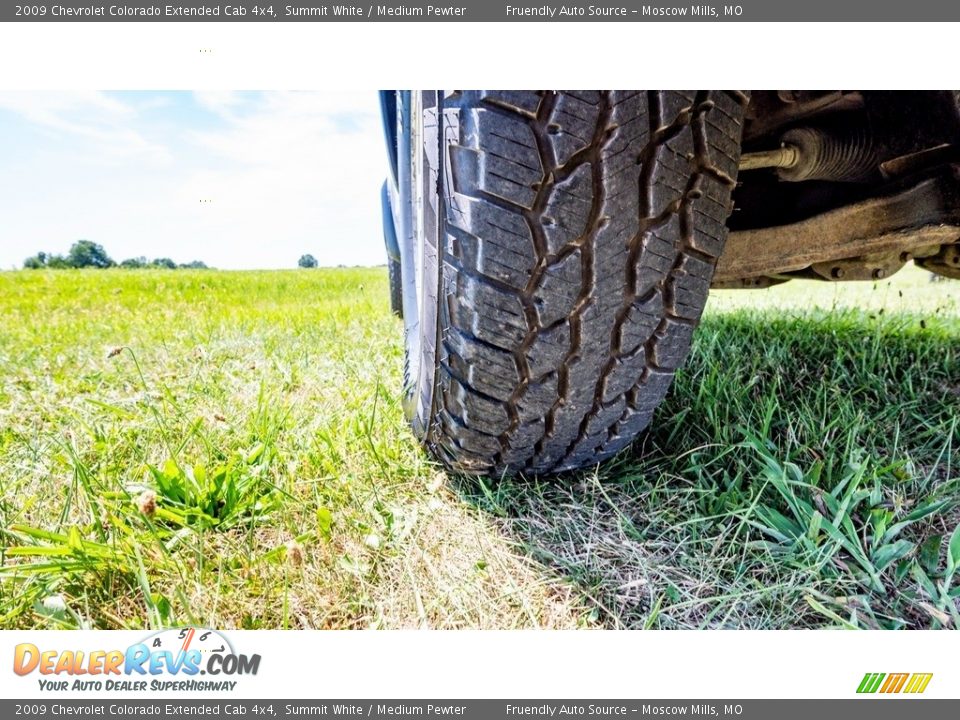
[13,628,260,692]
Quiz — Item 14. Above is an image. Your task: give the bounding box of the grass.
[0,265,957,630]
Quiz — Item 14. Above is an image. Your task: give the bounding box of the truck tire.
[399,91,747,475]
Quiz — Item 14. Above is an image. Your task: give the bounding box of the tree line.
[23,241,209,270]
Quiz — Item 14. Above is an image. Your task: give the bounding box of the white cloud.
[0,91,389,269]
[191,90,248,118]
[176,91,387,267]
[0,91,171,164]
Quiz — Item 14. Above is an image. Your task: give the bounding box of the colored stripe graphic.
[904,674,934,694]
[881,673,909,693]
[857,672,932,694]
[857,673,885,694]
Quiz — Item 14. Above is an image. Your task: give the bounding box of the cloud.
[0,90,171,164]
[171,91,387,267]
[0,91,388,269]
[192,90,248,118]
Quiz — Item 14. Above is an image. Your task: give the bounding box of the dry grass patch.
[371,473,589,629]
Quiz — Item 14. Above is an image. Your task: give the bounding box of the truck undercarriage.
[379,90,959,475]
[721,91,960,286]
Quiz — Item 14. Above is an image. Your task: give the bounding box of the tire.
[400,91,748,475]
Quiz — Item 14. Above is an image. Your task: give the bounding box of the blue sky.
[0,91,387,269]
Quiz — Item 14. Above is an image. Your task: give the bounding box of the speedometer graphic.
[141,627,234,659]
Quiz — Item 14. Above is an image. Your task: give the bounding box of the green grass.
[0,266,958,629]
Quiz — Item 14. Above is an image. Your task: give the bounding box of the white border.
[1,630,955,699]
[1,16,955,705]
[0,22,956,90]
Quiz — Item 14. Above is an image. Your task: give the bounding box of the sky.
[0,91,388,269]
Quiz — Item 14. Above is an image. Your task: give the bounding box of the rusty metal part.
[776,126,878,182]
[739,144,800,172]
[740,127,881,182]
[809,248,930,282]
[710,276,790,290]
[915,243,960,279]
[744,91,865,142]
[715,169,960,284]
[879,144,956,180]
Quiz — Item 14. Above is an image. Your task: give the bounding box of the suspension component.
[739,126,879,182]
[738,145,800,171]
[915,242,960,279]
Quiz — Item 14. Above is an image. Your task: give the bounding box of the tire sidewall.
[399,91,443,439]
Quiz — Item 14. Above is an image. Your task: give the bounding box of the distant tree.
[23,245,210,271]
[67,240,114,269]
[23,251,48,269]
[298,254,318,268]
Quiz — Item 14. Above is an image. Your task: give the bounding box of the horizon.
[0,91,388,270]
[14,237,388,271]
[7,260,388,271]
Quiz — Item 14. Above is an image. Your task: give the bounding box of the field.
[0,266,958,630]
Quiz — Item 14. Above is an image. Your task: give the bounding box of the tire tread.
[428,90,747,474]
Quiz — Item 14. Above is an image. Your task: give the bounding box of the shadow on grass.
[452,309,960,629]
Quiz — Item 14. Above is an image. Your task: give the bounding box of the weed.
[0,266,956,629]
